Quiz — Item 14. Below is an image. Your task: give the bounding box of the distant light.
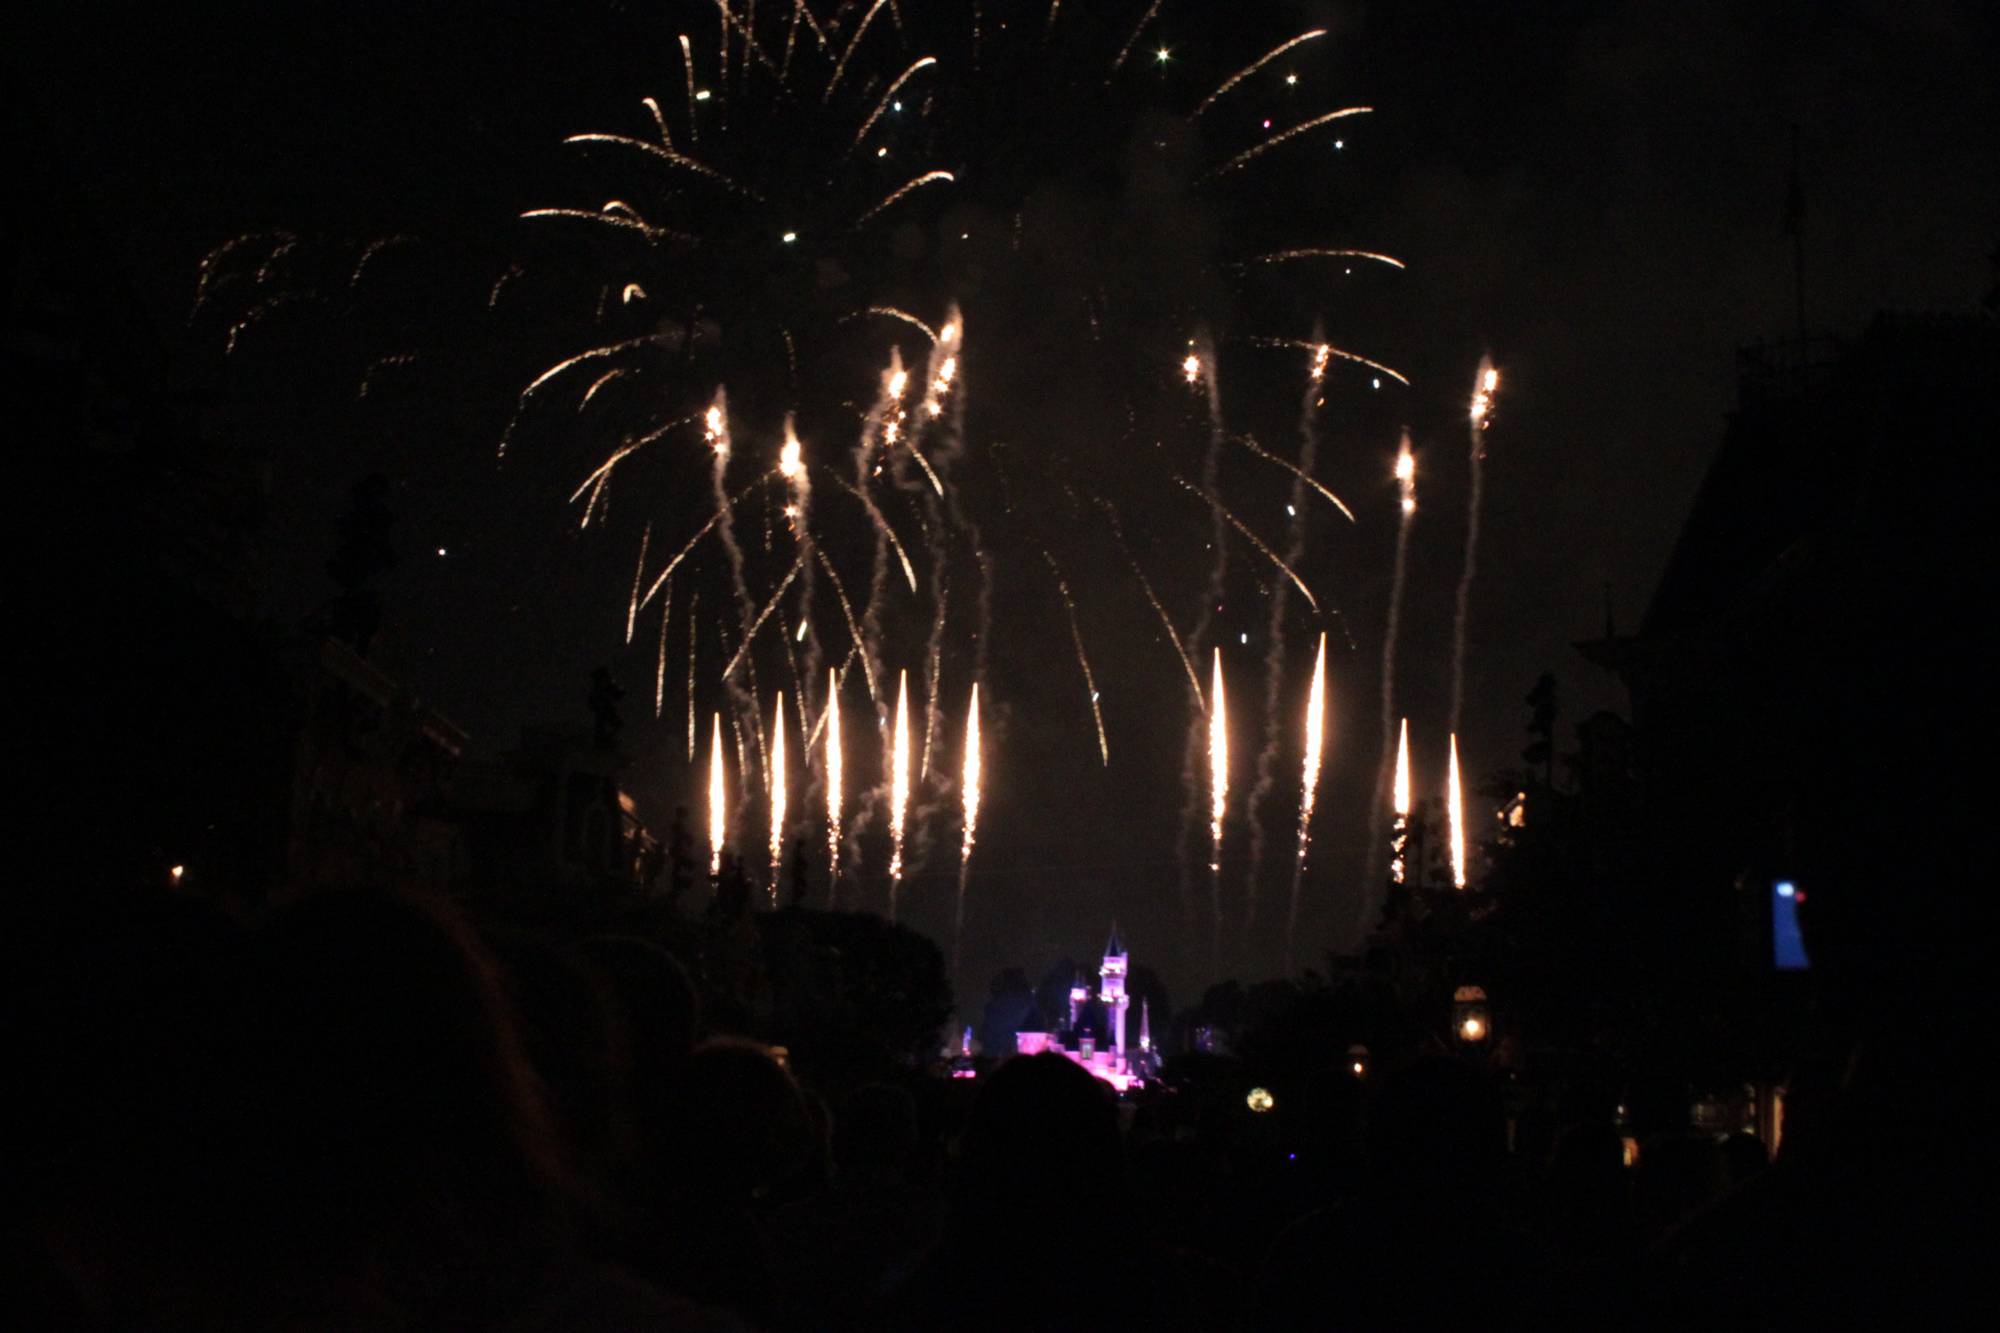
[436,547,447,557]
[1156,47,1171,64]
[1285,504,1296,517]
[1246,1086,1275,1113]
[1334,139,1344,150]
[1262,118,1272,129]
[781,231,798,243]
[892,100,902,111]
[694,89,711,102]
[1371,377,1382,390]
[1239,632,1248,645]
[169,864,185,884]
[1459,1015,1486,1042]
[1285,73,1298,86]
[1351,1060,1365,1075]
[876,146,888,157]
[1776,880,1796,898]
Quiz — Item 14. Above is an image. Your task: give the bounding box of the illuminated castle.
[1014,925,1158,1092]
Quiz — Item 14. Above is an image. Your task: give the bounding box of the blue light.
[1772,880,1810,970]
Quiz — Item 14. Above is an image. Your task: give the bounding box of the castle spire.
[1105,920,1127,959]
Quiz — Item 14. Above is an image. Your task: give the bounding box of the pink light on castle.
[1014,925,1160,1093]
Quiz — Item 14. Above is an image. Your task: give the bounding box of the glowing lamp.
[1452,984,1491,1045]
[1246,1087,1275,1113]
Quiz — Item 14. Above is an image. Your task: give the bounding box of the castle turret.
[1100,922,1130,1059]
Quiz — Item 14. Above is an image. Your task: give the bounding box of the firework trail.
[1249,336,1410,388]
[1447,731,1468,889]
[1177,342,1231,927]
[654,583,673,718]
[1284,634,1328,973]
[1451,359,1498,733]
[1247,358,1324,933]
[921,573,947,780]
[1099,500,1202,706]
[1042,550,1109,766]
[704,392,767,781]
[1172,476,1318,611]
[1363,434,1418,901]
[1237,248,1406,271]
[953,682,982,981]
[686,589,699,760]
[709,712,727,878]
[1390,718,1411,885]
[1193,29,1330,118]
[824,666,843,903]
[1232,433,1355,522]
[1209,649,1230,969]
[720,550,807,681]
[1214,107,1373,177]
[768,692,787,904]
[813,545,880,710]
[888,670,913,920]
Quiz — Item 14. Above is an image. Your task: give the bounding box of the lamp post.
[1452,984,1491,1047]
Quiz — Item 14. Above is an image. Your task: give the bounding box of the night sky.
[16,1,1994,999]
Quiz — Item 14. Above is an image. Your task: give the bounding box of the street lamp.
[1452,984,1491,1046]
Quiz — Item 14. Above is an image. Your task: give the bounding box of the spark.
[1232,435,1356,522]
[686,591,699,759]
[824,0,891,102]
[779,420,805,479]
[857,306,938,343]
[518,207,690,245]
[1193,29,1328,118]
[578,368,632,411]
[625,523,652,644]
[562,134,762,199]
[953,682,982,978]
[1285,634,1329,972]
[812,546,880,709]
[1214,107,1373,177]
[1237,247,1406,271]
[1448,732,1467,889]
[1251,335,1410,387]
[888,670,912,916]
[710,713,727,877]
[720,551,807,681]
[1209,649,1229,874]
[1183,350,1202,383]
[654,584,673,718]
[1173,476,1319,610]
[1099,501,1202,705]
[851,56,937,151]
[1110,0,1166,74]
[679,34,699,141]
[1365,436,1419,894]
[1452,358,1497,732]
[825,667,843,898]
[769,693,787,901]
[1470,360,1500,427]
[501,332,675,455]
[1044,551,1109,766]
[856,171,954,227]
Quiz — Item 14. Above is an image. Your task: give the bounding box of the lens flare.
[1448,732,1467,889]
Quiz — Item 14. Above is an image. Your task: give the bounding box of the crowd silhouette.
[11,874,1975,1330]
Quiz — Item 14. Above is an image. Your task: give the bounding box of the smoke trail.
[686,589,699,759]
[1246,364,1321,936]
[1363,433,1418,926]
[1451,358,1497,733]
[705,392,767,787]
[654,581,673,718]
